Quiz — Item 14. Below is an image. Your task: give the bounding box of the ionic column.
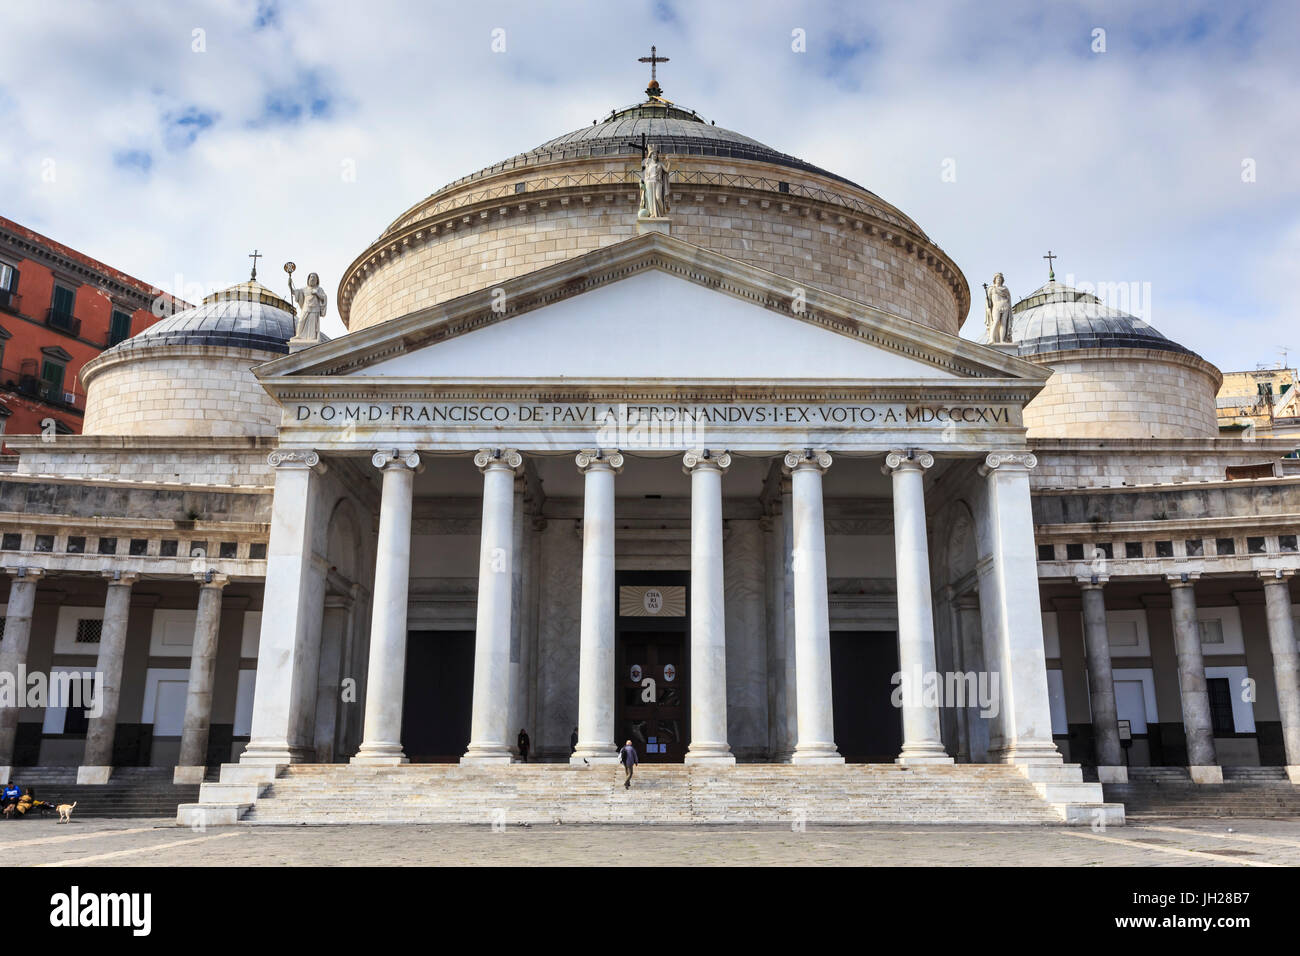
[353,450,421,765]
[79,571,139,784]
[976,452,1061,765]
[242,450,328,766]
[1259,570,1300,779]
[784,450,843,765]
[570,449,623,765]
[684,450,735,764]
[463,448,522,764]
[883,451,952,765]
[778,478,799,761]
[1079,576,1125,781]
[174,572,229,784]
[762,507,789,760]
[0,568,44,784]
[1168,573,1220,782]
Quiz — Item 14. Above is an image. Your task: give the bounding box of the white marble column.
[79,571,139,784]
[976,452,1061,765]
[464,448,522,764]
[174,573,229,783]
[0,568,43,784]
[684,450,735,764]
[884,451,952,765]
[570,449,622,765]
[762,507,789,760]
[1079,576,1125,780]
[784,450,843,764]
[778,478,799,761]
[1260,570,1300,779]
[353,450,421,765]
[955,593,989,762]
[242,450,328,766]
[1168,573,1220,782]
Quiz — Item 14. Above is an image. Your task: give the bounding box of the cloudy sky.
[2,0,1297,370]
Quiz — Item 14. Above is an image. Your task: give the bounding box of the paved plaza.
[4,817,1300,866]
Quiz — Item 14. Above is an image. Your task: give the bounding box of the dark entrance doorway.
[401,630,474,762]
[830,630,902,762]
[616,571,689,763]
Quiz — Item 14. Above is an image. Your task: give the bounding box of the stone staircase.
[6,767,203,819]
[177,762,1123,827]
[1102,766,1300,819]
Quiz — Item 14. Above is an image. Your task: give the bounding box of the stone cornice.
[268,233,1041,387]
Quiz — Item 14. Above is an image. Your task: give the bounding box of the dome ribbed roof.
[441,100,865,192]
[102,280,304,357]
[1010,280,1198,359]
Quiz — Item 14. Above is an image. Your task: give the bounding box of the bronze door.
[619,633,687,763]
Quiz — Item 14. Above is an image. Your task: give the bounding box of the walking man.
[619,739,639,790]
[517,728,530,763]
[570,726,579,753]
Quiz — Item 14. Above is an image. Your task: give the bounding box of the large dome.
[100,280,296,358]
[339,90,969,336]
[440,101,866,195]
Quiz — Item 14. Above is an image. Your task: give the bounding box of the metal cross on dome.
[248,248,262,281]
[639,45,669,96]
[1043,250,1057,281]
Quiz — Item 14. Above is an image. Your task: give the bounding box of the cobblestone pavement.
[3,817,1300,866]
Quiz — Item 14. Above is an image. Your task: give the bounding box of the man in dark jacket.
[619,740,639,789]
[517,729,530,763]
[570,727,579,753]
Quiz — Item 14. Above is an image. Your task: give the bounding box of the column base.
[570,745,618,766]
[460,748,513,766]
[173,765,206,785]
[1189,765,1223,784]
[684,747,736,766]
[1286,766,1300,785]
[990,740,1064,766]
[240,740,311,766]
[1096,765,1129,784]
[351,742,408,766]
[896,753,955,766]
[790,744,845,765]
[77,766,112,785]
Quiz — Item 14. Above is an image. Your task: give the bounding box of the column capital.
[474,447,522,474]
[575,448,624,474]
[102,570,140,586]
[267,449,327,474]
[1166,571,1201,588]
[372,449,422,472]
[1258,568,1295,584]
[882,449,934,475]
[682,449,731,474]
[979,451,1037,476]
[1077,574,1109,590]
[4,567,45,581]
[194,571,230,589]
[783,448,832,474]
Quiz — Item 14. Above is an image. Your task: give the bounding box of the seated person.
[1,782,20,807]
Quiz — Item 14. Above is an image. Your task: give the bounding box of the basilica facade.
[1,85,1297,824]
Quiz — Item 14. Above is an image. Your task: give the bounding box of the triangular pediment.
[256,233,1049,391]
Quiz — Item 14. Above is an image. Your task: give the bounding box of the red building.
[0,215,189,448]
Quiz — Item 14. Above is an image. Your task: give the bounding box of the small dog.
[2,804,14,819]
[56,801,76,824]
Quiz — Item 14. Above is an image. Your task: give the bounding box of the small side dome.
[1011,279,1222,439]
[81,278,310,438]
